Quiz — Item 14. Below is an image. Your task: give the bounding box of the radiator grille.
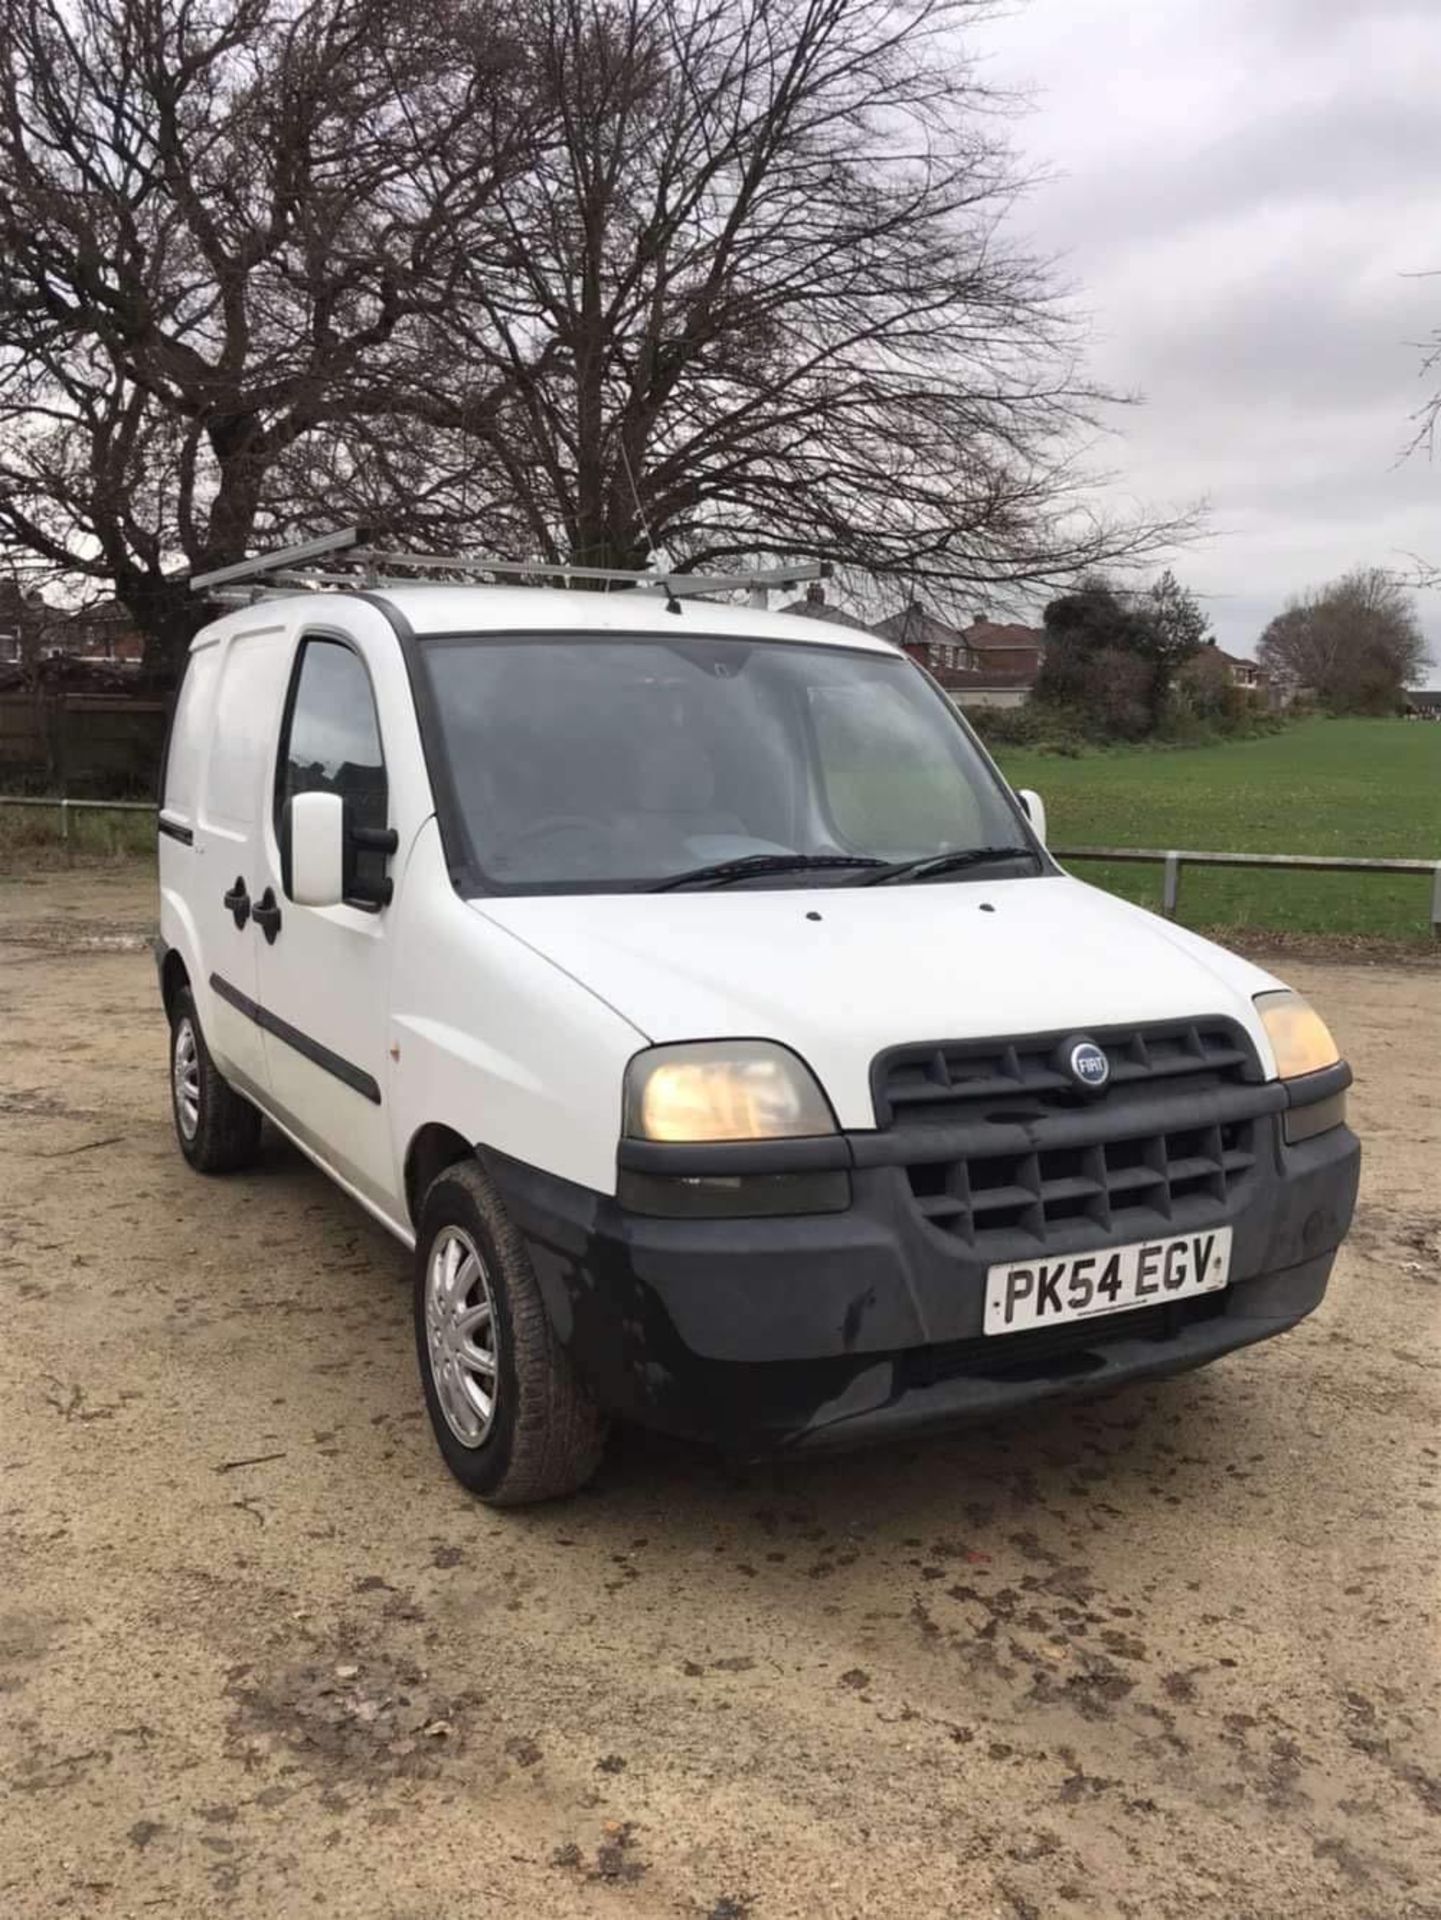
[873,1019,1264,1255]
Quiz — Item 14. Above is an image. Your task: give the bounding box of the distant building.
[1208,645,1265,692]
[870,600,961,666]
[1404,689,1441,720]
[1194,642,1295,709]
[0,587,145,686]
[50,600,144,664]
[869,602,1044,708]
[0,580,43,665]
[777,582,876,634]
[958,616,1046,684]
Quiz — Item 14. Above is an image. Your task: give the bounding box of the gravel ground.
[1,865,1438,1920]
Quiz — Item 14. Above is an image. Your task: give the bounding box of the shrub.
[964,700,1092,754]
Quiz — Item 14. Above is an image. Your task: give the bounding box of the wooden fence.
[0,692,168,796]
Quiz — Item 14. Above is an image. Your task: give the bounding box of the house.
[0,580,43,665]
[50,600,144,664]
[1210,646,1264,692]
[0,587,144,671]
[1404,689,1441,720]
[869,602,1045,708]
[1181,640,1294,712]
[958,616,1046,684]
[778,582,878,634]
[1197,643,1296,709]
[870,600,963,670]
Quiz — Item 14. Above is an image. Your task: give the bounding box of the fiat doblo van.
[156,536,1359,1504]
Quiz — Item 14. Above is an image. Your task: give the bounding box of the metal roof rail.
[191,530,829,601]
[189,527,370,592]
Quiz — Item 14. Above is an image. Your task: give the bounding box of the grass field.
[3,716,1438,941]
[994,718,1441,941]
[0,799,154,862]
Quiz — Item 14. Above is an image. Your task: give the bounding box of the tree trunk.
[565,524,652,578]
[122,576,214,691]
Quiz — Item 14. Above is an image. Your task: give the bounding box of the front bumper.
[485,1103,1360,1455]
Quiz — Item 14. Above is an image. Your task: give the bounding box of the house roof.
[1207,644,1264,673]
[869,604,961,653]
[871,606,1046,655]
[963,617,1044,651]
[776,595,875,633]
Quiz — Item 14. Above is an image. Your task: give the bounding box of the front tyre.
[169,986,262,1173]
[415,1159,607,1505]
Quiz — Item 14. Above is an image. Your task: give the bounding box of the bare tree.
[1,0,1193,681]
[1257,568,1431,714]
[0,0,530,677]
[1407,294,1441,587]
[1409,275,1440,461]
[428,0,1195,596]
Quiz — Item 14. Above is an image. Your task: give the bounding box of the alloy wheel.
[425,1225,501,1448]
[172,1016,201,1140]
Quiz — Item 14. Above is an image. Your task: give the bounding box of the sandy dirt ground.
[1,863,1438,1920]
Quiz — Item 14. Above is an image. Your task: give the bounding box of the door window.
[276,638,389,901]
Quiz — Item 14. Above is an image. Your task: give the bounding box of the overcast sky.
[976,0,1440,675]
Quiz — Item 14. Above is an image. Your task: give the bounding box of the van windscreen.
[418,632,1032,894]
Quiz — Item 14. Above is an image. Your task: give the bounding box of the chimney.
[806,582,826,605]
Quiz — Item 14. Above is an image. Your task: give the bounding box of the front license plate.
[984,1227,1232,1336]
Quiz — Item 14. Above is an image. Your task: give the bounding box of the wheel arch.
[160,947,191,1022]
[404,1122,476,1231]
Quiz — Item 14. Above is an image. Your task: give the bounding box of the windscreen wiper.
[856,845,1041,886]
[648,852,889,892]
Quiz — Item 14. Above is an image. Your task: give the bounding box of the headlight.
[1254,990,1340,1080]
[623,1041,836,1142]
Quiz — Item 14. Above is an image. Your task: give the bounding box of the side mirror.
[289,791,346,906]
[1017,787,1047,846]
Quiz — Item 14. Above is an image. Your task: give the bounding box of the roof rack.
[191,528,829,606]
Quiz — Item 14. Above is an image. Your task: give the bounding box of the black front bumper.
[485,1102,1360,1456]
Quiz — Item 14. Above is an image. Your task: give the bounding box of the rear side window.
[202,628,290,830]
[275,638,389,900]
[162,644,220,817]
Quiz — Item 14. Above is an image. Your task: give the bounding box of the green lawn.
[992,718,1441,941]
[2,716,1437,939]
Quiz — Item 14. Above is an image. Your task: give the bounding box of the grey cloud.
[1254,0,1439,39]
[1035,96,1439,256]
[980,0,1441,671]
[1116,256,1424,409]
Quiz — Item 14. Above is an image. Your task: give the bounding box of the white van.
[156,536,1359,1504]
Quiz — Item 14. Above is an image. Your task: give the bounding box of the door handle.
[223,877,250,930]
[251,887,283,945]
